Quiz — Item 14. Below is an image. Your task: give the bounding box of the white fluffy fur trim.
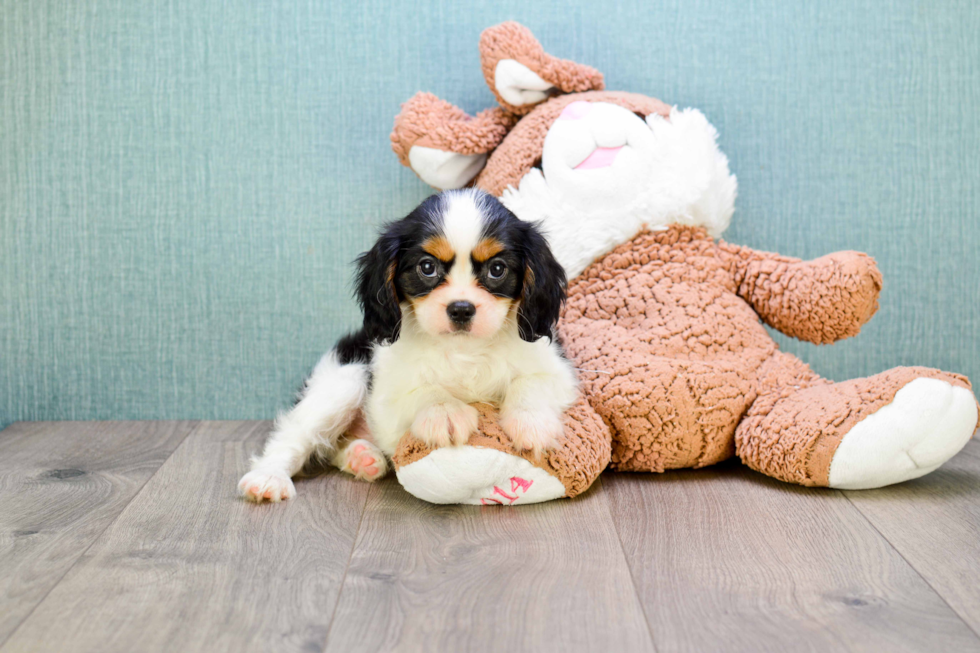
[501,106,737,279]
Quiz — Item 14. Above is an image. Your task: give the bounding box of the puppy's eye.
[418,258,438,278]
[487,260,508,280]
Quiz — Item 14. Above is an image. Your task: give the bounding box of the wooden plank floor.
[0,421,196,643]
[1,422,979,653]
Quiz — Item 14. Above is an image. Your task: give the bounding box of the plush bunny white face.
[391,22,738,278]
[499,101,738,278]
[539,101,662,208]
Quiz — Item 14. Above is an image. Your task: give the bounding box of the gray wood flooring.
[1,420,979,653]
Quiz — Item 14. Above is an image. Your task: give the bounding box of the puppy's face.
[357,190,565,344]
[399,193,521,338]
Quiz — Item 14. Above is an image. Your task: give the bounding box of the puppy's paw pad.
[342,439,388,481]
[238,469,296,503]
[412,402,480,447]
[501,410,563,455]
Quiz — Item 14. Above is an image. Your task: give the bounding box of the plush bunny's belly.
[560,226,780,472]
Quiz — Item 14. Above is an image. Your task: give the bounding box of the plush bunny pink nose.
[559,101,592,120]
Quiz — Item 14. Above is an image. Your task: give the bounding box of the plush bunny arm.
[391,93,517,165]
[390,93,518,189]
[718,242,882,344]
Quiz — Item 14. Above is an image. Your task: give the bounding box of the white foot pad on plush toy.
[396,445,566,505]
[829,378,978,490]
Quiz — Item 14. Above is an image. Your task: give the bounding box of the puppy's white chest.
[421,346,511,402]
[373,337,513,404]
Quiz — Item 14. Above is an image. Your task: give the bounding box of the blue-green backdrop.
[2,0,978,429]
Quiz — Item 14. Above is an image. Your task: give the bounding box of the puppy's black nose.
[447,301,476,324]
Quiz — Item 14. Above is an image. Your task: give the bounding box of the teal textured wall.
[2,0,978,428]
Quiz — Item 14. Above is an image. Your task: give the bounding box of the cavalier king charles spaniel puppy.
[239,189,577,502]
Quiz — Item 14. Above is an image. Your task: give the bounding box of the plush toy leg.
[392,398,611,505]
[395,445,567,505]
[736,366,979,488]
[583,356,759,473]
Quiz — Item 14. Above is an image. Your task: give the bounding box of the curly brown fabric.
[559,225,977,484]
[478,21,605,115]
[561,227,774,472]
[736,364,975,485]
[390,92,517,168]
[718,243,883,344]
[392,397,611,498]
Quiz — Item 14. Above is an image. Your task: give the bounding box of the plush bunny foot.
[396,445,566,505]
[336,438,388,482]
[737,366,978,488]
[238,469,296,503]
[829,378,978,489]
[392,399,611,505]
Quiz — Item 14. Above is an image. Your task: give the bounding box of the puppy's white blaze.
[412,189,509,339]
[441,189,485,280]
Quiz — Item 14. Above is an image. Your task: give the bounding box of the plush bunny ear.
[390,92,517,190]
[480,22,605,115]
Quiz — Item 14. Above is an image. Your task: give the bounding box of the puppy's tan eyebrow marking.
[421,236,454,262]
[472,237,504,263]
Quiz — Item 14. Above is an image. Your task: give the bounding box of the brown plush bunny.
[389,22,979,504]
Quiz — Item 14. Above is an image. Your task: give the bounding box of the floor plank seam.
[0,420,201,651]
[841,489,980,643]
[601,476,661,653]
[319,478,373,652]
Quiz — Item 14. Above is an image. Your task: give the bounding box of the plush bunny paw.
[238,469,296,503]
[829,378,978,489]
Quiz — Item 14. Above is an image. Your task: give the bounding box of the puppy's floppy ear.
[355,227,402,344]
[517,223,566,342]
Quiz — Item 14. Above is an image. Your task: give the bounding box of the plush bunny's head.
[392,22,737,277]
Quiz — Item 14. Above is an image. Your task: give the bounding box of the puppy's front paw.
[339,439,388,481]
[238,469,296,503]
[501,409,563,455]
[412,401,480,447]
